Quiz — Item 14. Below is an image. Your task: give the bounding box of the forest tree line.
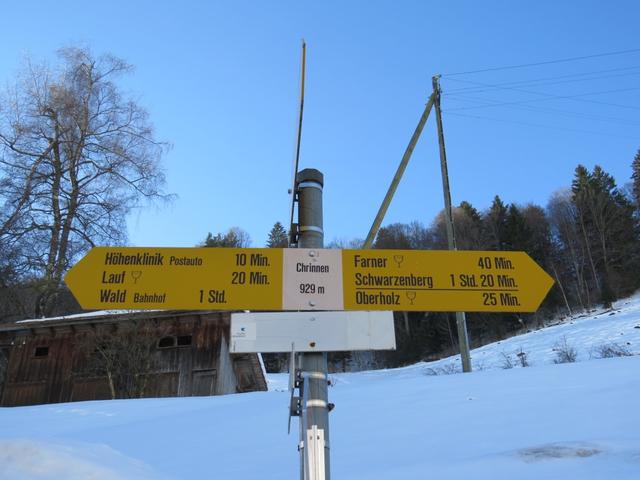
[364,158,640,369]
[260,156,640,371]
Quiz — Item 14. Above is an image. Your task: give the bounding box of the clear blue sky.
[1,1,638,248]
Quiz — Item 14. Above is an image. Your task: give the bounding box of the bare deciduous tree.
[431,203,484,250]
[75,320,164,399]
[548,189,591,310]
[0,47,171,316]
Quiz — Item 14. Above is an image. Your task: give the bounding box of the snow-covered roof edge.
[0,309,228,331]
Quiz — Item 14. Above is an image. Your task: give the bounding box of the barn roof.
[0,309,233,331]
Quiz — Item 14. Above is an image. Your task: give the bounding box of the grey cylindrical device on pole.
[296,168,330,479]
[297,169,324,250]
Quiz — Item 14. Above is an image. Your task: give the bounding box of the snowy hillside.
[423,294,640,374]
[1,294,639,479]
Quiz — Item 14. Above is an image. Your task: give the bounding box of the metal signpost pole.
[432,75,472,373]
[296,168,330,480]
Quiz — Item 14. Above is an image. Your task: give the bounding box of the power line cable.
[446,67,640,94]
[443,80,640,112]
[444,111,639,140]
[444,93,640,127]
[442,48,640,77]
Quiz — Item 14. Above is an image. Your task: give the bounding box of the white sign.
[230,311,396,353]
[282,249,343,310]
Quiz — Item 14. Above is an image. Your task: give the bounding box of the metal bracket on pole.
[288,377,302,434]
[289,342,297,392]
[288,343,300,435]
[290,222,300,247]
[306,425,327,480]
[300,368,310,478]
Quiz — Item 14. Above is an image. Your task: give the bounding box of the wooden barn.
[0,310,267,407]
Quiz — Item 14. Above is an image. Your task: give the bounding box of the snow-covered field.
[1,294,639,479]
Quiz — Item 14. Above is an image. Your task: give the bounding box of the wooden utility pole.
[432,75,472,373]
[363,93,436,248]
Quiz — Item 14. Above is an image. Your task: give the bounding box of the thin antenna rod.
[289,40,307,237]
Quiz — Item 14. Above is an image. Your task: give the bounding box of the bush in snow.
[424,362,460,376]
[500,352,514,369]
[472,360,488,371]
[590,342,633,359]
[553,336,578,364]
[501,348,530,369]
[516,348,530,367]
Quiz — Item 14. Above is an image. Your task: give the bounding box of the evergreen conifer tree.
[266,222,289,248]
[459,201,482,223]
[503,204,530,251]
[520,204,553,266]
[632,149,640,210]
[201,228,251,247]
[571,164,639,306]
[483,196,509,250]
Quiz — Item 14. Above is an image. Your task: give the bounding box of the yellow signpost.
[341,249,554,312]
[65,247,554,312]
[65,247,283,311]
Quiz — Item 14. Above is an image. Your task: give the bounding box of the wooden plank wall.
[0,312,266,407]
